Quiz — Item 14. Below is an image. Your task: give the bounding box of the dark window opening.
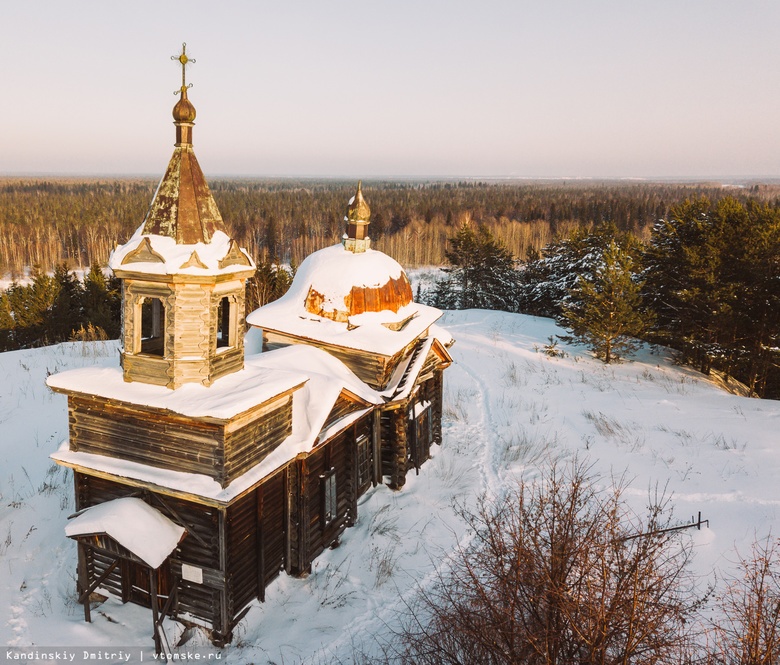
[140,297,165,356]
[321,470,337,527]
[217,296,232,349]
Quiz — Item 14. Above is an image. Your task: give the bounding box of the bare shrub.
[708,535,780,665]
[391,458,703,664]
[69,322,108,342]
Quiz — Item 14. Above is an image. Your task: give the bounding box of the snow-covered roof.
[429,323,455,348]
[46,352,307,421]
[247,244,442,356]
[51,345,386,503]
[65,497,185,569]
[109,229,254,278]
[284,243,413,317]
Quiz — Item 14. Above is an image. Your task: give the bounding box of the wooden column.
[149,568,162,655]
[256,486,265,602]
[347,424,357,527]
[77,543,90,622]
[215,509,230,644]
[391,408,408,489]
[372,409,382,485]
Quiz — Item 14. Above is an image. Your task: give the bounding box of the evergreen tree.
[49,264,84,342]
[246,259,294,312]
[562,240,651,364]
[518,223,643,318]
[429,224,519,311]
[81,261,121,338]
[0,290,15,351]
[9,268,61,347]
[642,197,723,373]
[644,197,780,396]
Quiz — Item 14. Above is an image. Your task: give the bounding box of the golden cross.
[171,43,195,93]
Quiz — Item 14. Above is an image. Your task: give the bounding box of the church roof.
[47,352,307,422]
[108,50,253,278]
[109,229,254,277]
[140,127,227,245]
[246,243,443,357]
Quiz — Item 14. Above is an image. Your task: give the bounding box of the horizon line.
[1,173,779,184]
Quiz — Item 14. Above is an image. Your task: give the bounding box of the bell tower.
[109,44,255,389]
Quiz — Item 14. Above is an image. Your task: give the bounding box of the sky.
[1,0,779,179]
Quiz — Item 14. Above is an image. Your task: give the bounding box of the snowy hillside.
[1,310,778,662]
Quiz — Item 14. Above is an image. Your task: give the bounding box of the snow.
[247,244,443,356]
[1,312,778,661]
[108,229,254,277]
[46,354,308,421]
[278,244,408,309]
[65,498,184,569]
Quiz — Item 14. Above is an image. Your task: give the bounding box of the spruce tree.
[430,224,519,311]
[49,264,84,342]
[644,197,780,396]
[518,222,642,318]
[81,261,121,338]
[562,240,651,364]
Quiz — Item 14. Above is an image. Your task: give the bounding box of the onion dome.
[347,180,371,225]
[301,245,414,323]
[173,86,196,124]
[343,181,371,253]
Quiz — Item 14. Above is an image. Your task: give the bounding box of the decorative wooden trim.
[218,240,253,269]
[180,251,209,270]
[121,237,165,265]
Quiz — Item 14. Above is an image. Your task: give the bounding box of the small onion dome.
[344,181,371,252]
[173,86,196,123]
[346,181,371,225]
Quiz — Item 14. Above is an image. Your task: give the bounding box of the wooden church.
[47,46,452,650]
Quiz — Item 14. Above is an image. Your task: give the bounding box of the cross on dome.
[172,42,196,94]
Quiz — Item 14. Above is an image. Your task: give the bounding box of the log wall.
[68,393,293,488]
[223,397,292,484]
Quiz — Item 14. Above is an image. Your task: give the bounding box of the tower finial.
[344,181,371,253]
[171,43,196,144]
[172,42,195,95]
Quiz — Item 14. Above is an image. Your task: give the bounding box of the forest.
[1,178,779,399]
[0,177,777,276]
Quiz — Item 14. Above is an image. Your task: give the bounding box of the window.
[409,401,432,470]
[139,297,165,356]
[356,434,371,490]
[216,296,233,349]
[321,470,337,526]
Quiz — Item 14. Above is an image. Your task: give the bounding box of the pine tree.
[10,267,60,347]
[642,197,724,373]
[430,224,519,311]
[49,264,84,342]
[81,261,121,338]
[562,240,651,364]
[644,197,780,396]
[246,259,294,311]
[518,222,642,318]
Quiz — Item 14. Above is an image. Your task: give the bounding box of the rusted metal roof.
[141,145,227,245]
[304,273,414,322]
